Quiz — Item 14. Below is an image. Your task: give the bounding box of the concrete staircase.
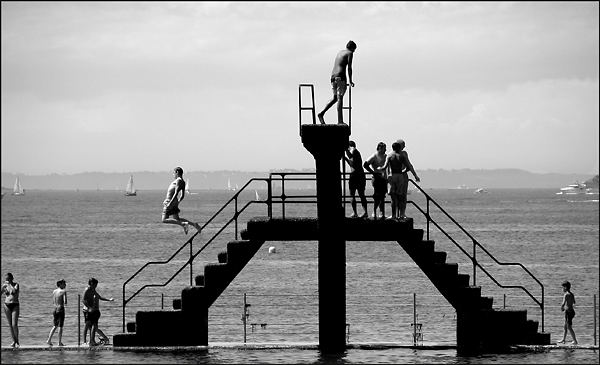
[114,216,550,352]
[397,228,550,352]
[113,239,264,347]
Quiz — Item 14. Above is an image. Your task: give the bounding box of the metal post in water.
[190,239,193,286]
[161,293,164,310]
[413,293,417,346]
[594,294,597,346]
[503,294,506,309]
[78,294,81,347]
[243,293,248,343]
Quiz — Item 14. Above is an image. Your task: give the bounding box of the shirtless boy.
[47,279,67,346]
[363,142,388,219]
[378,140,420,220]
[558,280,578,345]
[162,167,201,234]
[318,40,357,124]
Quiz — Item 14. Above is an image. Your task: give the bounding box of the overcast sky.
[2,2,598,175]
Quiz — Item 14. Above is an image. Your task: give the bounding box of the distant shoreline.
[2,169,598,190]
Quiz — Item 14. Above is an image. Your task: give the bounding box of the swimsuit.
[565,308,575,326]
[372,173,388,197]
[53,307,65,327]
[4,302,19,312]
[330,76,347,97]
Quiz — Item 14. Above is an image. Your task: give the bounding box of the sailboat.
[185,179,197,195]
[124,175,137,196]
[227,178,236,191]
[12,177,25,196]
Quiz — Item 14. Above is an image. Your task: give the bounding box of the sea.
[1,185,598,364]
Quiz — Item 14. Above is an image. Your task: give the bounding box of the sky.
[1,2,599,175]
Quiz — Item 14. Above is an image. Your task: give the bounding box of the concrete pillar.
[456,310,481,356]
[301,124,350,353]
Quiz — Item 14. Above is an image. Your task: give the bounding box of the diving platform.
[114,88,550,355]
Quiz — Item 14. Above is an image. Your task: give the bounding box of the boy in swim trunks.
[82,277,113,346]
[344,140,369,218]
[363,142,388,219]
[162,166,201,234]
[378,139,420,220]
[558,280,578,345]
[318,40,357,124]
[47,279,67,346]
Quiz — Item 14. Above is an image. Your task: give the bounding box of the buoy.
[268,246,276,254]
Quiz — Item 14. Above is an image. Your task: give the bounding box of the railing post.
[190,240,193,286]
[594,294,597,346]
[541,287,544,333]
[268,176,273,219]
[472,239,477,286]
[413,293,417,346]
[243,293,248,344]
[281,174,286,220]
[122,286,125,333]
[78,294,81,347]
[311,84,316,125]
[426,198,430,241]
[161,293,164,310]
[235,197,239,240]
[503,293,506,308]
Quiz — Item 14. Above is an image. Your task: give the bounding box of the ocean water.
[1,186,598,363]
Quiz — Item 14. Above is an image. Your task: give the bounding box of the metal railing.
[407,179,545,332]
[298,82,352,135]
[122,172,545,334]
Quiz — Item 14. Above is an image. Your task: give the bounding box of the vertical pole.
[426,198,430,241]
[243,293,247,344]
[190,240,193,286]
[235,197,239,240]
[472,240,477,286]
[311,84,316,125]
[413,293,417,346]
[281,174,286,220]
[78,294,81,347]
[268,176,273,218]
[594,294,597,346]
[503,293,506,309]
[161,293,164,310]
[301,124,349,353]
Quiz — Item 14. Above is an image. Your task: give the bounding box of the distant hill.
[585,175,599,187]
[1,169,596,190]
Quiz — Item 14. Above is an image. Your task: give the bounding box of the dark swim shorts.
[348,173,366,192]
[162,203,180,217]
[371,173,388,197]
[84,310,101,325]
[565,308,575,326]
[53,307,65,327]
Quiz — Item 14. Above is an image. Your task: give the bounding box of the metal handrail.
[407,179,545,332]
[121,172,544,333]
[298,83,352,135]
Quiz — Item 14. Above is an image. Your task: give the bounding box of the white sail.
[12,177,25,196]
[185,179,197,194]
[125,175,137,196]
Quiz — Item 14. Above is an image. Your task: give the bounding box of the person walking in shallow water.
[317,40,357,125]
[1,272,20,348]
[162,167,201,235]
[558,280,578,345]
[47,279,67,346]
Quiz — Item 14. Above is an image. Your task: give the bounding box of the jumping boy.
[558,280,578,345]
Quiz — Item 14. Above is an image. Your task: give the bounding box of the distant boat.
[185,179,197,195]
[12,177,25,196]
[556,181,592,195]
[125,175,137,196]
[228,178,236,191]
[474,188,488,194]
[255,190,260,200]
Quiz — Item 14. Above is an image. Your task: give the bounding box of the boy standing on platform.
[318,40,357,125]
[363,142,388,219]
[46,279,67,346]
